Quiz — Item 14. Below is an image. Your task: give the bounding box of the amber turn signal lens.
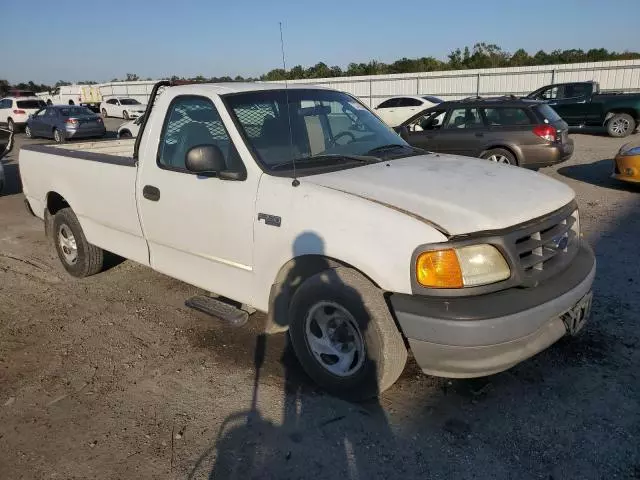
[416,249,463,288]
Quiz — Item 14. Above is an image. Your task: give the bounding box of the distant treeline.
[3,44,640,94]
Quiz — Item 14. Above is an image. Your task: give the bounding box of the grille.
[512,209,579,284]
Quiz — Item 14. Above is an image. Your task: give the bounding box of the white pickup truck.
[20,81,596,399]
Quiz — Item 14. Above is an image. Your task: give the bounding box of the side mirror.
[185,144,226,175]
[393,125,409,140]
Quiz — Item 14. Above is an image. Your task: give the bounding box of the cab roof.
[166,82,332,96]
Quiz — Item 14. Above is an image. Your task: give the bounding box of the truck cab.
[19,82,596,399]
[527,81,640,137]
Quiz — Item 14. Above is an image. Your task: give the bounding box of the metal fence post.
[476,73,481,97]
[369,78,373,108]
[416,77,419,95]
[551,69,556,84]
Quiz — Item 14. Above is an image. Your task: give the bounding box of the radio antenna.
[279,21,299,187]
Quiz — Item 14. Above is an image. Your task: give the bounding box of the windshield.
[537,104,562,123]
[223,89,412,172]
[17,100,46,109]
[120,99,141,105]
[59,106,95,117]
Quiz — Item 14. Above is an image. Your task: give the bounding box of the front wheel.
[119,130,132,138]
[25,125,33,138]
[123,110,129,120]
[53,207,104,277]
[607,113,635,138]
[7,119,14,132]
[481,148,517,165]
[102,108,108,118]
[288,267,407,400]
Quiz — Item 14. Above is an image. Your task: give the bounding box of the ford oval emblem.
[552,234,569,250]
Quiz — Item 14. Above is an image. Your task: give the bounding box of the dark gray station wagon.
[400,97,574,169]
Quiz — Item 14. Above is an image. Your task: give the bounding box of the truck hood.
[305,154,575,236]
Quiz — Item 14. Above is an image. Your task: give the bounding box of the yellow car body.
[613,141,640,183]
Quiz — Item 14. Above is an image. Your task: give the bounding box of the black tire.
[607,113,635,138]
[53,128,65,143]
[119,130,132,138]
[53,207,104,278]
[7,118,14,132]
[102,108,108,118]
[288,267,407,400]
[25,125,33,138]
[69,100,75,105]
[481,148,517,166]
[123,110,129,120]
[46,100,53,106]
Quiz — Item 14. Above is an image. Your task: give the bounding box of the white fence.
[96,59,640,108]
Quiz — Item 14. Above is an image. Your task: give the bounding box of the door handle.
[143,185,160,201]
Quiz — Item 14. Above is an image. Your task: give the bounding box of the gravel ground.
[0,121,639,479]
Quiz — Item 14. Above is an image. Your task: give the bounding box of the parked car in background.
[0,97,47,132]
[0,127,13,193]
[26,105,105,143]
[37,85,102,111]
[375,95,443,126]
[19,81,595,399]
[117,113,144,138]
[612,140,640,184]
[400,97,573,169]
[101,98,147,119]
[526,81,640,138]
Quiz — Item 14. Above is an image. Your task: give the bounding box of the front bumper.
[612,153,640,183]
[390,240,596,378]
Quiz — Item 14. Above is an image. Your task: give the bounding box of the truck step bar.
[185,294,250,327]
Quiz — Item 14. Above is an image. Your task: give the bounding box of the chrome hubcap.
[25,127,31,137]
[58,224,78,265]
[54,131,60,142]
[487,154,510,164]
[612,118,630,135]
[304,301,365,377]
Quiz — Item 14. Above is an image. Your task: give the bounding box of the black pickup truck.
[527,81,640,137]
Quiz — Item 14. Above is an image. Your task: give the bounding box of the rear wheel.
[288,267,407,400]
[7,118,14,132]
[53,207,104,277]
[607,113,635,138]
[481,148,517,165]
[102,108,108,118]
[25,125,33,138]
[53,128,65,143]
[119,130,132,138]
[123,110,129,120]
[68,100,75,105]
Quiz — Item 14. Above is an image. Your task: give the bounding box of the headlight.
[416,244,510,289]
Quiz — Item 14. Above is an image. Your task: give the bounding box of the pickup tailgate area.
[20,140,149,265]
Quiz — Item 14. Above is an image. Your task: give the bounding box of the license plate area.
[561,291,593,335]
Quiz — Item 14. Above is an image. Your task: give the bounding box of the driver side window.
[539,86,562,100]
[409,110,446,132]
[158,96,243,174]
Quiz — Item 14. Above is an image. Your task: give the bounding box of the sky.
[5,0,640,84]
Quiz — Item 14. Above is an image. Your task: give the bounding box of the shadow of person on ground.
[189,231,407,479]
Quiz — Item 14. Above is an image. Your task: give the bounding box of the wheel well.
[266,255,375,333]
[46,192,69,216]
[606,109,639,122]
[481,145,519,164]
[119,129,131,136]
[68,100,74,105]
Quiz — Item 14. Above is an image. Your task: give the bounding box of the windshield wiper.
[269,154,381,171]
[366,144,423,155]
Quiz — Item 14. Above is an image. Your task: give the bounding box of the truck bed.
[47,138,135,158]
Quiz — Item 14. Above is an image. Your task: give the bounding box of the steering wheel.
[329,131,356,146]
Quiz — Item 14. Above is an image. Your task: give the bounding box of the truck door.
[551,83,592,125]
[136,94,258,304]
